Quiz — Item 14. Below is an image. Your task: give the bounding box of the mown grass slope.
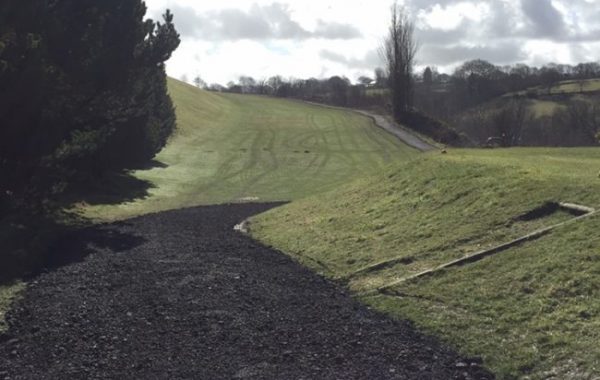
[251,148,600,379]
[83,79,416,221]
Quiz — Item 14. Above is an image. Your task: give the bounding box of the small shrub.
[401,109,472,146]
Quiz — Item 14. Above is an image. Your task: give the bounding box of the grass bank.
[82,79,416,221]
[250,147,600,378]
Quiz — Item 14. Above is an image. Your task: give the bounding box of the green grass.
[82,79,416,221]
[366,88,390,97]
[494,78,600,122]
[507,79,600,97]
[529,99,565,118]
[250,147,600,379]
[542,78,600,95]
[0,282,24,333]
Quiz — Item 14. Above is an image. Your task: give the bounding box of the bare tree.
[540,67,561,94]
[267,76,284,95]
[255,78,269,95]
[567,100,600,144]
[423,67,433,86]
[193,75,207,89]
[492,98,529,146]
[208,83,226,92]
[357,76,373,86]
[381,2,418,120]
[374,67,387,88]
[238,76,256,93]
[327,76,350,106]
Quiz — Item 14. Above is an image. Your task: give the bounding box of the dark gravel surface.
[0,203,493,379]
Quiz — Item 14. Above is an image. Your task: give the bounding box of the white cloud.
[417,2,488,31]
[145,0,600,84]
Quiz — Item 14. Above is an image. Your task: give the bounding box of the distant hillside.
[506,78,600,97]
[452,79,600,146]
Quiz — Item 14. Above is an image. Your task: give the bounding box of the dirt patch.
[516,202,561,221]
[0,204,492,379]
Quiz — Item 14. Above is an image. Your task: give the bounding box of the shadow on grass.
[130,159,169,170]
[72,173,154,206]
[63,160,168,207]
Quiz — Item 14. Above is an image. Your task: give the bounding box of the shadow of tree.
[130,159,169,170]
[42,224,147,271]
[1,161,165,285]
[62,159,169,207]
[0,217,147,285]
[71,172,154,206]
[0,160,168,284]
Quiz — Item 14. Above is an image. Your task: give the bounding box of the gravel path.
[302,101,436,152]
[353,110,437,152]
[0,204,491,379]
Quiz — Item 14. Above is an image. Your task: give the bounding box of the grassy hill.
[82,79,416,221]
[454,78,600,146]
[250,148,600,379]
[508,78,600,97]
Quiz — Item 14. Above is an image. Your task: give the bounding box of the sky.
[144,0,600,85]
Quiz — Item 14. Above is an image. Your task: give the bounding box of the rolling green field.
[521,78,600,96]
[457,79,600,146]
[251,148,600,379]
[529,99,566,118]
[504,78,600,99]
[507,78,600,119]
[83,79,416,221]
[366,88,391,97]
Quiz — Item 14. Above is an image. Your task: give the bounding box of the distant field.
[494,78,600,120]
[251,147,600,379]
[456,79,600,145]
[550,78,600,94]
[528,99,566,118]
[507,78,600,97]
[365,88,390,97]
[82,79,415,221]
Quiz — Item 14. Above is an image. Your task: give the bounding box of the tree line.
[193,75,372,108]
[0,0,180,214]
[192,2,600,147]
[414,59,600,119]
[200,57,600,147]
[416,60,600,146]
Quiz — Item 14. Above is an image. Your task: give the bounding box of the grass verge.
[250,147,600,378]
[0,282,24,333]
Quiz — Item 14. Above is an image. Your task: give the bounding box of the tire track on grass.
[235,126,280,199]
